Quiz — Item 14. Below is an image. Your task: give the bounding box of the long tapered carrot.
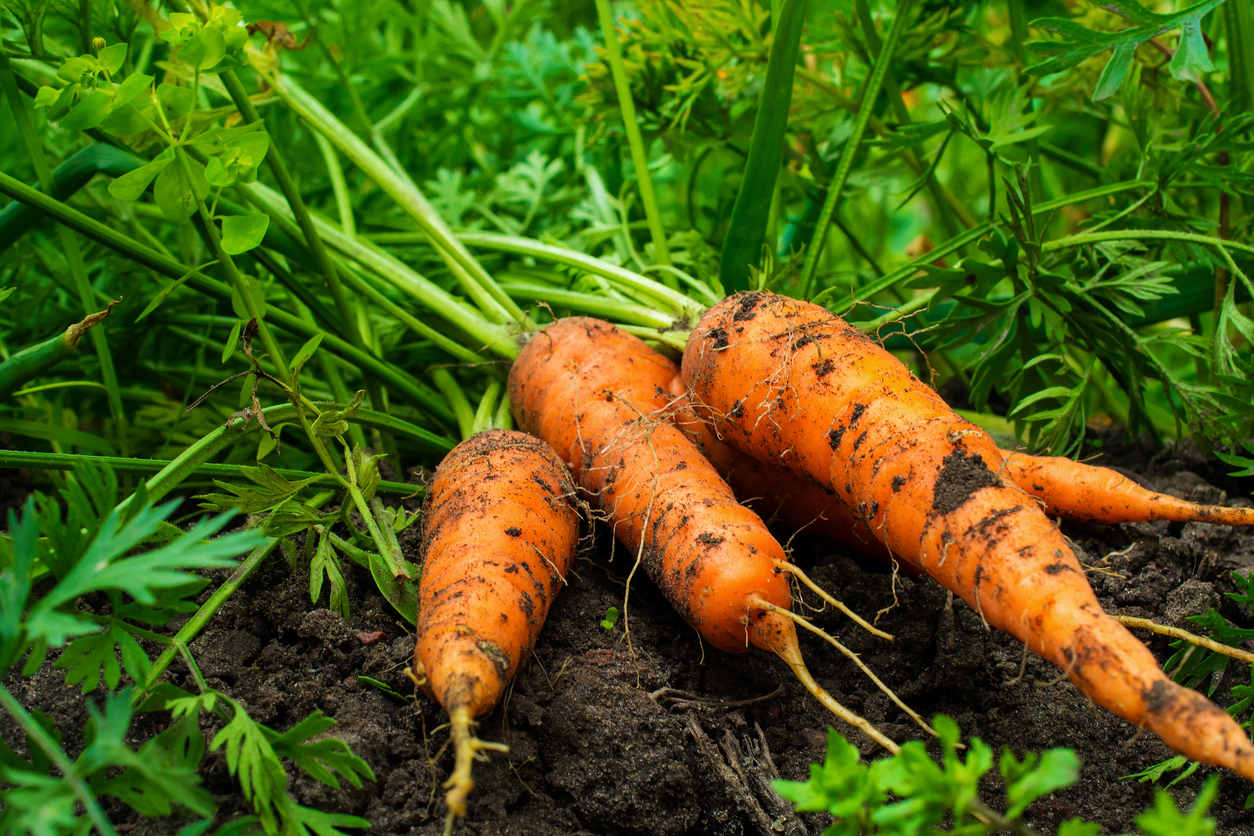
[508,317,901,748]
[998,448,1254,525]
[414,430,580,818]
[682,291,1254,781]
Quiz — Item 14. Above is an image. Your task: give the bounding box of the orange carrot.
[682,291,1254,781]
[413,430,580,818]
[666,372,891,560]
[998,448,1254,525]
[509,317,904,748]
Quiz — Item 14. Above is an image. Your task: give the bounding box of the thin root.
[753,598,935,739]
[1115,615,1254,665]
[443,705,509,823]
[775,561,893,641]
[748,596,902,753]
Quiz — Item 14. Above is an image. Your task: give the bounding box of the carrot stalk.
[999,448,1254,525]
[683,291,1254,781]
[414,430,580,818]
[508,318,895,744]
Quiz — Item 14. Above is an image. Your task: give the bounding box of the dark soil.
[11,431,1254,835]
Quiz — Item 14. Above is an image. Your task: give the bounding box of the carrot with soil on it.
[666,372,892,564]
[413,429,580,824]
[681,290,1254,781]
[508,317,926,749]
[672,375,1254,545]
[997,448,1254,525]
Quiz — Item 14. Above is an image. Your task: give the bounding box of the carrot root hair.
[1115,615,1254,666]
[747,598,901,753]
[752,596,934,740]
[443,704,508,822]
[774,561,893,641]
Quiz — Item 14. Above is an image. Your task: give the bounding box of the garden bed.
[10,431,1254,835]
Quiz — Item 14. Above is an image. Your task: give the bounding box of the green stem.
[500,281,677,327]
[0,144,145,252]
[263,71,528,325]
[1226,0,1254,112]
[719,0,808,293]
[1007,0,1029,64]
[432,368,476,440]
[800,0,915,297]
[852,0,962,241]
[0,47,128,452]
[0,306,112,399]
[219,70,367,363]
[176,148,292,382]
[1042,229,1254,258]
[0,449,422,495]
[315,132,357,236]
[594,0,673,271]
[472,380,502,434]
[0,683,119,836]
[134,537,283,702]
[241,183,514,358]
[836,179,1154,312]
[218,69,394,453]
[114,401,447,511]
[251,198,490,364]
[458,231,702,319]
[0,171,452,419]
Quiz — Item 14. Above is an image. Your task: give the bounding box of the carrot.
[998,448,1254,525]
[666,372,891,561]
[508,317,913,749]
[413,429,580,820]
[682,291,1254,780]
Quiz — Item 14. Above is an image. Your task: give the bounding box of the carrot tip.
[442,704,509,819]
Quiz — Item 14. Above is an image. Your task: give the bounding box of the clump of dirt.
[8,432,1254,834]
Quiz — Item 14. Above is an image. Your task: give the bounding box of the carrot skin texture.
[682,291,1254,780]
[999,449,1254,525]
[415,430,579,718]
[666,372,892,560]
[509,318,794,654]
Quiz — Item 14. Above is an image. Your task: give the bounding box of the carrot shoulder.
[998,448,1254,525]
[414,429,580,817]
[682,291,1254,780]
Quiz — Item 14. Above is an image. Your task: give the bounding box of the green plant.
[600,605,620,631]
[0,461,374,835]
[775,715,1220,836]
[3,0,1254,828]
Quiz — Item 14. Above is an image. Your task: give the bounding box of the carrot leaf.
[1026,0,1229,101]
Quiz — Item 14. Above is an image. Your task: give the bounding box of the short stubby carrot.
[998,448,1254,525]
[414,430,580,818]
[509,317,903,749]
[682,291,1254,781]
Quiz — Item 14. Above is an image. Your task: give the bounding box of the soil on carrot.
[10,431,1254,835]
